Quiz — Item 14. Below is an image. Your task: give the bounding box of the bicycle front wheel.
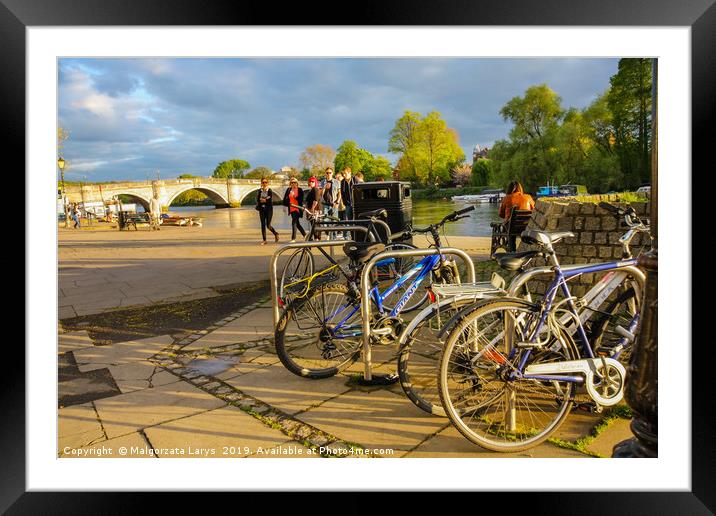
[438,299,578,452]
[275,284,363,378]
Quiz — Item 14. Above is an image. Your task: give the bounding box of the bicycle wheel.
[275,283,363,378]
[438,298,578,452]
[398,296,487,415]
[279,249,314,301]
[590,286,639,365]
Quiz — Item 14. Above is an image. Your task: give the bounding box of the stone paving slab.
[57,293,620,460]
[58,403,106,454]
[74,335,174,371]
[144,405,291,458]
[296,389,448,455]
[225,362,353,416]
[92,380,225,439]
[58,330,94,354]
[107,361,181,393]
[585,418,633,457]
[404,424,589,458]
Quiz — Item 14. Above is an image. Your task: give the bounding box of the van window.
[404,187,411,198]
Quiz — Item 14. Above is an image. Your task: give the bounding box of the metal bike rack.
[360,247,476,383]
[269,226,371,326]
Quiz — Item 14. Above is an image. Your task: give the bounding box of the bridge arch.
[239,187,283,205]
[167,186,230,207]
[115,192,151,212]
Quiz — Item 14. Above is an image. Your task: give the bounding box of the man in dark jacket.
[339,167,357,239]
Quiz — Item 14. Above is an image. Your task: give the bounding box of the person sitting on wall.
[499,180,535,220]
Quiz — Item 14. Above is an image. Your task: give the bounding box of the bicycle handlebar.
[598,202,648,230]
[411,205,475,235]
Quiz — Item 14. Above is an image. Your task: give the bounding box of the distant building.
[473,144,489,162]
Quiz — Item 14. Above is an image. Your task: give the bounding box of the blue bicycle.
[437,202,650,451]
[274,207,474,378]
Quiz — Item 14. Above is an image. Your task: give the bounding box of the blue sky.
[58,58,619,181]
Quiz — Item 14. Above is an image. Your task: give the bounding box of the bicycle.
[397,202,649,418]
[435,202,650,451]
[278,205,418,310]
[274,206,474,379]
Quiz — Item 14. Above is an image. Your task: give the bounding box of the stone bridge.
[63,177,307,211]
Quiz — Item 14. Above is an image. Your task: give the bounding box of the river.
[169,199,499,237]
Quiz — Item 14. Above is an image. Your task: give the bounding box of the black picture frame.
[7,0,708,512]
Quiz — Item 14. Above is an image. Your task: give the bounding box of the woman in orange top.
[499,181,535,220]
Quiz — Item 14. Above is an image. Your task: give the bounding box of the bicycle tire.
[398,296,487,416]
[279,248,315,301]
[438,298,578,452]
[275,283,362,379]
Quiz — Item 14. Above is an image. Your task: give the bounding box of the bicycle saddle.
[492,250,541,271]
[343,241,386,264]
[520,229,575,246]
[357,209,387,219]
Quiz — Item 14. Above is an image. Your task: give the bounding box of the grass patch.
[548,404,633,458]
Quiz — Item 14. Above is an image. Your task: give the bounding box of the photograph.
[11,13,703,506]
[56,56,657,460]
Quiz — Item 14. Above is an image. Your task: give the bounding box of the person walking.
[255,177,279,245]
[283,177,306,242]
[150,193,162,231]
[339,167,357,239]
[71,204,81,229]
[304,176,322,239]
[321,176,338,240]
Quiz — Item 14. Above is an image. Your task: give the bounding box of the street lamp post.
[613,58,658,458]
[57,156,69,228]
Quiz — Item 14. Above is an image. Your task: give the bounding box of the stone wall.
[517,194,651,297]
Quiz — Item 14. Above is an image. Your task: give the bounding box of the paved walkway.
[58,225,492,318]
[58,296,632,459]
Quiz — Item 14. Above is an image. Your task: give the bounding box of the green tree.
[362,155,393,181]
[388,110,464,187]
[471,158,492,187]
[388,110,422,181]
[607,58,652,188]
[498,84,565,191]
[178,173,199,179]
[245,166,272,179]
[334,140,364,173]
[212,159,250,179]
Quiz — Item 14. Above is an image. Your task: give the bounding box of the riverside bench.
[118,211,150,231]
[490,207,533,256]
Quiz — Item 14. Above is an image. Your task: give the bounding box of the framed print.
[7,0,710,512]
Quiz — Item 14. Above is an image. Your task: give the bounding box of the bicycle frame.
[319,253,443,339]
[509,258,641,384]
